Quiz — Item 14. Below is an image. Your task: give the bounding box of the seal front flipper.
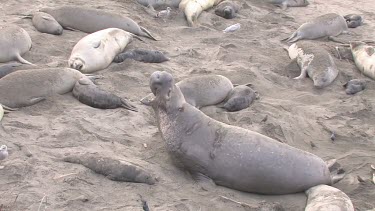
[15,53,34,66]
[27,97,46,106]
[192,172,216,191]
[140,93,155,106]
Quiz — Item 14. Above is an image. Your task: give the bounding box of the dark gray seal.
[146,71,343,195]
[0,63,22,79]
[72,77,138,111]
[344,14,363,28]
[221,84,258,112]
[114,49,169,63]
[343,79,366,95]
[32,12,63,35]
[214,1,240,19]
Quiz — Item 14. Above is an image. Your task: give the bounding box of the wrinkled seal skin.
[0,68,86,108]
[343,79,366,95]
[214,1,240,19]
[40,6,157,40]
[267,0,309,10]
[148,71,334,195]
[114,49,169,63]
[63,153,156,185]
[0,25,33,65]
[179,0,223,26]
[350,41,375,80]
[286,41,339,88]
[32,12,63,35]
[344,14,363,28]
[72,77,138,111]
[136,0,182,8]
[305,185,354,211]
[222,84,258,112]
[69,28,133,73]
[0,63,22,79]
[285,13,348,43]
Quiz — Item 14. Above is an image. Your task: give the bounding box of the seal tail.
[139,26,159,41]
[15,54,35,66]
[120,99,138,112]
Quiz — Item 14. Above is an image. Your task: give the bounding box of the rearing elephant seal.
[32,12,63,35]
[305,185,354,211]
[40,6,157,40]
[146,71,342,195]
[179,0,224,26]
[0,25,33,65]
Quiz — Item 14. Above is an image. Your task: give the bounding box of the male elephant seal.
[221,84,258,112]
[141,74,233,108]
[69,28,134,73]
[179,0,223,27]
[305,185,354,211]
[267,0,309,10]
[146,71,343,195]
[32,12,63,35]
[284,13,348,43]
[0,68,89,108]
[285,41,339,88]
[350,41,375,80]
[0,25,33,65]
[114,49,169,63]
[72,77,138,111]
[214,1,240,19]
[0,63,22,79]
[343,79,366,95]
[40,6,157,40]
[344,14,363,28]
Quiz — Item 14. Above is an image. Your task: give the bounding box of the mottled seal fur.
[0,63,22,79]
[343,79,366,95]
[69,28,134,73]
[350,41,375,80]
[72,77,138,111]
[305,185,354,211]
[222,84,258,112]
[146,71,343,195]
[179,0,223,26]
[286,41,339,88]
[114,49,169,63]
[40,6,157,40]
[32,12,63,35]
[344,14,363,28]
[214,1,240,19]
[0,25,33,65]
[267,0,309,10]
[0,68,88,108]
[285,13,348,43]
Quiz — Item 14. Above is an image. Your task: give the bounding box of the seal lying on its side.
[0,63,22,79]
[114,49,169,63]
[0,25,33,65]
[305,185,354,211]
[40,6,157,40]
[267,0,309,10]
[285,41,339,88]
[284,13,348,43]
[350,41,375,80]
[72,77,138,111]
[179,0,223,27]
[214,1,240,19]
[146,71,343,195]
[32,12,63,35]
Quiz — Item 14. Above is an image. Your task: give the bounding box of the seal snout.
[223,7,232,18]
[150,71,173,96]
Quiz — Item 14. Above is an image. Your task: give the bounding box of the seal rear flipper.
[192,172,216,191]
[15,54,34,66]
[139,26,159,41]
[121,98,138,112]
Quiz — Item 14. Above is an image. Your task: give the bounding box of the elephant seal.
[344,14,363,28]
[267,0,309,10]
[0,63,22,79]
[69,28,134,73]
[40,6,157,40]
[284,13,348,43]
[343,79,366,95]
[350,41,375,80]
[72,77,138,111]
[146,71,343,195]
[114,49,169,63]
[0,68,89,108]
[141,74,233,108]
[305,185,354,211]
[285,41,339,88]
[214,1,240,19]
[221,84,258,112]
[179,0,223,27]
[136,0,182,8]
[0,25,33,65]
[32,12,63,35]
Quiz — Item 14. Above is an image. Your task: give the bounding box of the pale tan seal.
[68,28,134,73]
[179,0,223,26]
[0,25,33,65]
[32,12,63,35]
[350,41,375,80]
[305,185,354,211]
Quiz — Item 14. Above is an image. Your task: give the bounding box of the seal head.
[69,57,85,71]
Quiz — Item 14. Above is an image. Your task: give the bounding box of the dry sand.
[0,0,375,210]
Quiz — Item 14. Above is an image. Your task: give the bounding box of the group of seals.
[179,0,223,26]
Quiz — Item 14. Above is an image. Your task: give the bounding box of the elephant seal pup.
[32,12,63,35]
[141,74,233,108]
[0,25,33,65]
[40,6,157,40]
[0,68,89,108]
[179,0,223,27]
[267,0,309,10]
[69,28,134,73]
[146,71,343,195]
[114,49,169,63]
[285,13,348,43]
[344,14,363,28]
[0,63,22,79]
[221,84,258,112]
[343,79,366,95]
[285,41,339,88]
[305,185,354,211]
[214,1,240,19]
[72,77,138,111]
[137,0,182,8]
[350,41,375,80]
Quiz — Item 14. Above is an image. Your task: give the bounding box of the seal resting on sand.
[68,28,134,73]
[179,0,223,26]
[32,12,63,35]
[0,25,33,65]
[267,0,309,10]
[214,1,240,19]
[350,41,375,80]
[284,13,348,43]
[285,41,339,88]
[221,84,258,112]
[136,0,182,8]
[343,79,366,95]
[0,68,91,108]
[305,185,354,211]
[344,14,363,28]
[40,6,157,40]
[113,49,169,63]
[145,71,343,195]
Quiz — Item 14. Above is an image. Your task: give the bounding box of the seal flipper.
[120,98,138,112]
[139,26,159,41]
[28,97,46,106]
[192,172,216,191]
[15,53,34,65]
[140,93,155,106]
[285,31,301,43]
